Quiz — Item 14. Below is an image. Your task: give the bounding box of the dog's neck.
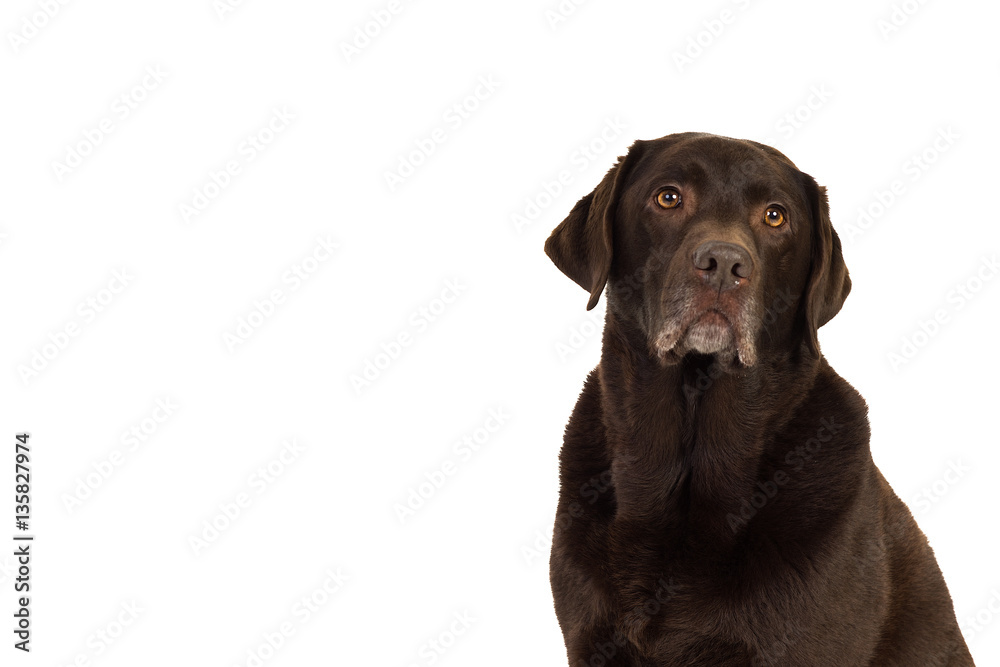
[597,308,822,541]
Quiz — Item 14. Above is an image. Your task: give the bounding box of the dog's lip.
[684,307,736,334]
[693,308,731,326]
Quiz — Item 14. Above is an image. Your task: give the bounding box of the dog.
[544,132,974,666]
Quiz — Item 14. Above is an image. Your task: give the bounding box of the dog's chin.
[652,310,758,368]
[684,311,734,354]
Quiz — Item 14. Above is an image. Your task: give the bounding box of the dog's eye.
[656,189,681,209]
[764,207,786,227]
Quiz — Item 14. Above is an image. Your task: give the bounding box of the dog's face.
[545,132,851,368]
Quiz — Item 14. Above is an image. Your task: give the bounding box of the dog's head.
[545,132,850,367]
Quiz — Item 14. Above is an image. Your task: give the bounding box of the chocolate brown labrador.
[544,133,973,666]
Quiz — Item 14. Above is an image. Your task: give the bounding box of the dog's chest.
[610,550,823,663]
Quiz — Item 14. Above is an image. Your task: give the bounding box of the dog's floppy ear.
[544,141,644,310]
[800,173,851,355]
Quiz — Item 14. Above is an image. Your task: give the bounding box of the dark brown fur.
[544,133,973,666]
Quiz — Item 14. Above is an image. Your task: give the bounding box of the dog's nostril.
[692,241,754,289]
[693,253,717,272]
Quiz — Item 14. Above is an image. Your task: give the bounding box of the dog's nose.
[692,241,753,290]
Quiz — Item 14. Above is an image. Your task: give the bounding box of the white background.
[1,0,998,664]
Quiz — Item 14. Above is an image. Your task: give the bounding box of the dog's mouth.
[684,309,735,353]
[651,298,759,368]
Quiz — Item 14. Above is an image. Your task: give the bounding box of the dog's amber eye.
[656,189,681,209]
[764,207,786,227]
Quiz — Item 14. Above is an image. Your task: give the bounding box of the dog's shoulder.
[558,368,611,482]
[794,358,871,445]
